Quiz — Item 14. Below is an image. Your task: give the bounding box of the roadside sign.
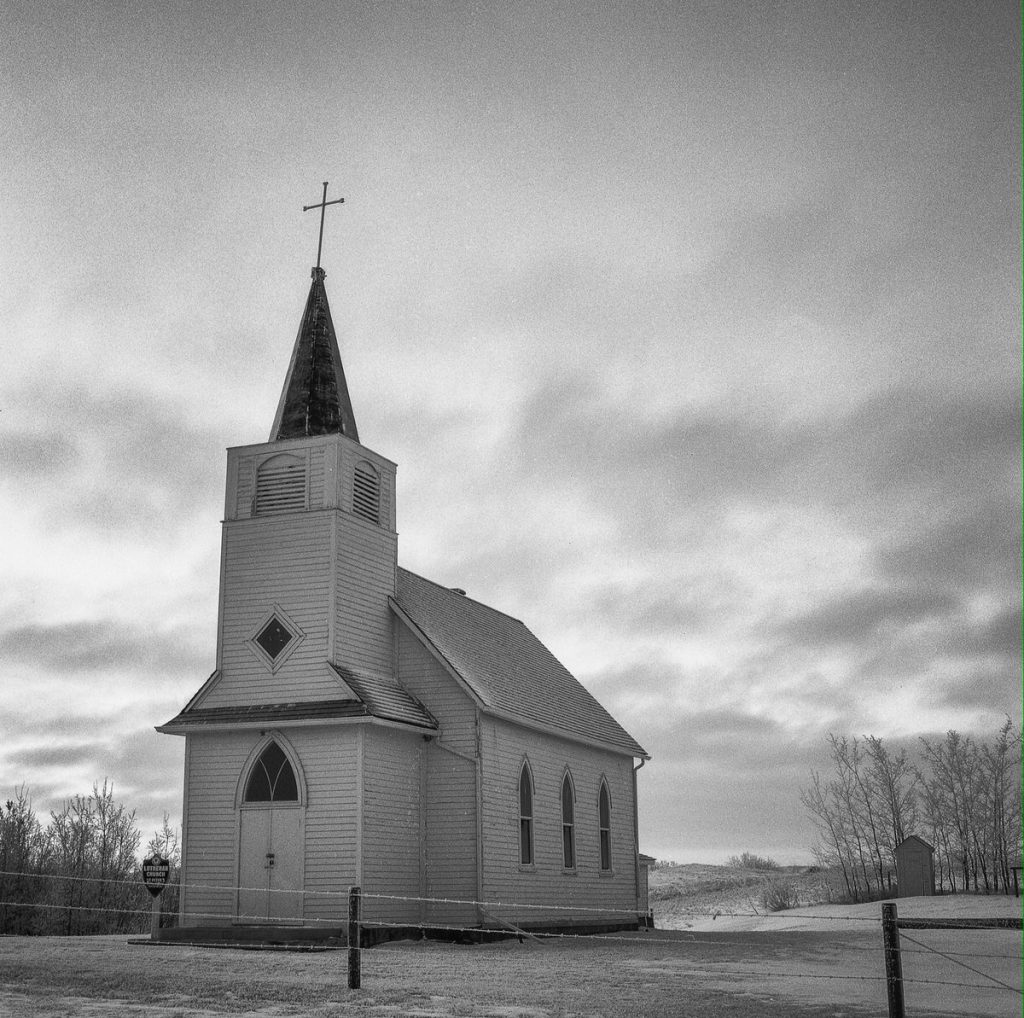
[142,854,170,897]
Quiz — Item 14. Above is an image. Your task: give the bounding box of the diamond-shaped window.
[255,617,293,661]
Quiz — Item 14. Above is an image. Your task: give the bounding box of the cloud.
[1,386,224,536]
[500,379,1019,539]
[876,505,1022,594]
[0,714,186,842]
[0,431,78,475]
[0,619,208,676]
[927,661,1022,718]
[778,586,961,648]
[7,743,105,770]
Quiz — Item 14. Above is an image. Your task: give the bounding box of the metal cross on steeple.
[303,181,345,271]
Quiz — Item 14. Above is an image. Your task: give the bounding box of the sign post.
[142,854,171,940]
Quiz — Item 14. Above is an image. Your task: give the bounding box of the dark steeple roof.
[269,267,359,442]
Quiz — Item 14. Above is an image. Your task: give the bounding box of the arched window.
[561,772,575,870]
[519,761,534,866]
[243,741,299,803]
[255,454,306,515]
[599,781,612,871]
[352,461,381,524]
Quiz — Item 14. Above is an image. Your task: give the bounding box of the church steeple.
[269,266,360,443]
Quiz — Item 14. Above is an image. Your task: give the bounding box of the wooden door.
[238,807,303,922]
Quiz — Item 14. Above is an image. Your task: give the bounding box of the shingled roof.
[157,666,437,734]
[392,568,648,759]
[269,267,359,442]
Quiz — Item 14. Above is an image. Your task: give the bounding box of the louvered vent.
[254,454,306,515]
[352,461,381,524]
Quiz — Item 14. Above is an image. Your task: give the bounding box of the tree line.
[801,719,1021,901]
[0,781,180,935]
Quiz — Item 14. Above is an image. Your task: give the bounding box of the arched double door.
[237,739,304,922]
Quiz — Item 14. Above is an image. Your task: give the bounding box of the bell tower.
[196,253,399,711]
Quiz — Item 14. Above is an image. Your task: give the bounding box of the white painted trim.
[227,431,397,471]
[224,449,239,520]
[418,740,427,925]
[179,736,192,924]
[234,731,308,808]
[181,670,220,713]
[328,513,338,660]
[474,709,485,923]
[518,755,535,868]
[246,603,306,674]
[156,715,434,736]
[215,522,228,671]
[355,726,364,889]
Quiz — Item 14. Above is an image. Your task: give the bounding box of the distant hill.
[649,862,841,929]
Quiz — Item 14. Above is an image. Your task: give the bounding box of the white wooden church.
[158,254,649,938]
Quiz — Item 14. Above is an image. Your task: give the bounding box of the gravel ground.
[0,909,1019,1018]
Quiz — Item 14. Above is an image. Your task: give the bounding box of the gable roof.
[392,568,648,759]
[269,267,359,442]
[896,834,934,853]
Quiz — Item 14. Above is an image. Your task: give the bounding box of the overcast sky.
[2,2,1020,864]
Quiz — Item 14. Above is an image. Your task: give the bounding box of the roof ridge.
[397,567,525,625]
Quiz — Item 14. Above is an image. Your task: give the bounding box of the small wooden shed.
[637,854,656,927]
[895,835,935,897]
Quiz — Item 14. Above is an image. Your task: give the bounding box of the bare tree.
[806,722,1022,899]
[0,788,48,935]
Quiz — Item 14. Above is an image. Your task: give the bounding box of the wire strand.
[899,929,1023,996]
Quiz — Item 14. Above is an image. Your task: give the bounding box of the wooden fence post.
[347,886,361,990]
[882,902,905,1018]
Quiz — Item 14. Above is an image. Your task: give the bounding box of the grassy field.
[0,865,1018,1017]
[648,862,844,928]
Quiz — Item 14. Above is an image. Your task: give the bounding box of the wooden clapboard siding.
[183,727,363,927]
[423,742,478,926]
[396,624,476,756]
[360,727,422,924]
[478,716,638,927]
[395,630,479,924]
[181,731,254,927]
[205,512,337,707]
[334,515,397,676]
[288,726,360,925]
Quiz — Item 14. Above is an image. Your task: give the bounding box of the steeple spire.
[269,267,360,442]
[269,182,359,443]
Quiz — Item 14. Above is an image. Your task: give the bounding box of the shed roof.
[157,665,437,734]
[329,662,437,729]
[392,568,648,759]
[895,834,934,853]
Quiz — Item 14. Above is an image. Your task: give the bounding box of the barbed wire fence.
[0,868,1019,1010]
